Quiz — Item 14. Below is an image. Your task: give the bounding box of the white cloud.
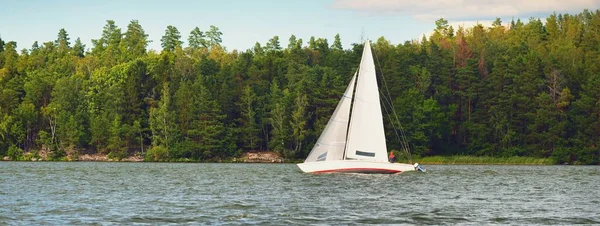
[331,0,600,20]
[449,20,495,29]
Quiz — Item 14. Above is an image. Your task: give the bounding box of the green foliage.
[145,145,169,161]
[150,83,174,148]
[107,115,127,160]
[161,25,182,52]
[92,20,123,66]
[290,92,309,157]
[55,28,71,51]
[171,140,201,159]
[238,85,260,150]
[205,25,223,48]
[48,147,66,161]
[188,27,207,49]
[123,20,149,60]
[72,38,85,57]
[0,110,13,154]
[332,33,343,50]
[89,112,110,152]
[268,82,291,154]
[7,144,23,160]
[0,10,600,164]
[266,36,281,51]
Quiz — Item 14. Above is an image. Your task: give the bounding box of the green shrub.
[67,148,80,161]
[48,148,66,161]
[22,152,34,161]
[171,140,201,159]
[551,147,573,164]
[145,145,169,161]
[7,145,23,160]
[107,147,127,161]
[575,147,599,165]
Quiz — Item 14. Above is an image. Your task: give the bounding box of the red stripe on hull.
[313,168,402,174]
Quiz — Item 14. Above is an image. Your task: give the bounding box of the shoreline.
[0,152,581,165]
[412,155,558,165]
[1,151,289,163]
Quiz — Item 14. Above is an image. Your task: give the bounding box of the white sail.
[345,40,388,162]
[304,72,357,162]
[297,40,419,174]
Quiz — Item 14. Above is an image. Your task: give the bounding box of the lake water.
[1,162,599,225]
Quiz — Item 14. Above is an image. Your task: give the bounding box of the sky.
[1,0,599,52]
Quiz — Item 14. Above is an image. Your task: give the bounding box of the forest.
[0,9,599,164]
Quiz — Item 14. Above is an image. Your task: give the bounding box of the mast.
[342,68,360,160]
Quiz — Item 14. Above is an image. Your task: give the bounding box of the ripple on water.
[221,213,253,221]
[126,216,209,224]
[408,212,438,225]
[483,169,497,175]
[1,163,599,225]
[218,202,257,210]
[490,217,508,223]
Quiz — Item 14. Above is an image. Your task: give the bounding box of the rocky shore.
[77,153,144,162]
[2,151,145,162]
[2,151,284,163]
[234,151,284,163]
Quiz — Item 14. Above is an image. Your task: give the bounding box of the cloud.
[331,0,600,20]
[448,20,495,29]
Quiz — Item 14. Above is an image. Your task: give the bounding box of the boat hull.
[297,160,415,174]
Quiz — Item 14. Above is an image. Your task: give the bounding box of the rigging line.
[378,84,411,158]
[378,86,412,163]
[371,43,413,164]
[378,92,409,156]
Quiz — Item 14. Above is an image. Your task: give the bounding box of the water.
[1,162,599,225]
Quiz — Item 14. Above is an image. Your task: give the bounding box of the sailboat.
[297,40,423,174]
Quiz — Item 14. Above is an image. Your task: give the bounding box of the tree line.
[1,9,599,164]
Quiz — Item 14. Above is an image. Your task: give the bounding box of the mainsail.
[304,72,357,162]
[344,41,388,162]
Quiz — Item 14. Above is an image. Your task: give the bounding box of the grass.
[413,155,556,165]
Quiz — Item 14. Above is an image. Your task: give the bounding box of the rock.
[241,151,284,163]
[122,153,144,162]
[78,154,109,161]
[3,156,9,161]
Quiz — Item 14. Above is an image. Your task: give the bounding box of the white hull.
[297,160,416,174]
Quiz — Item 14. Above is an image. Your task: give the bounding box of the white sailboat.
[297,40,422,174]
